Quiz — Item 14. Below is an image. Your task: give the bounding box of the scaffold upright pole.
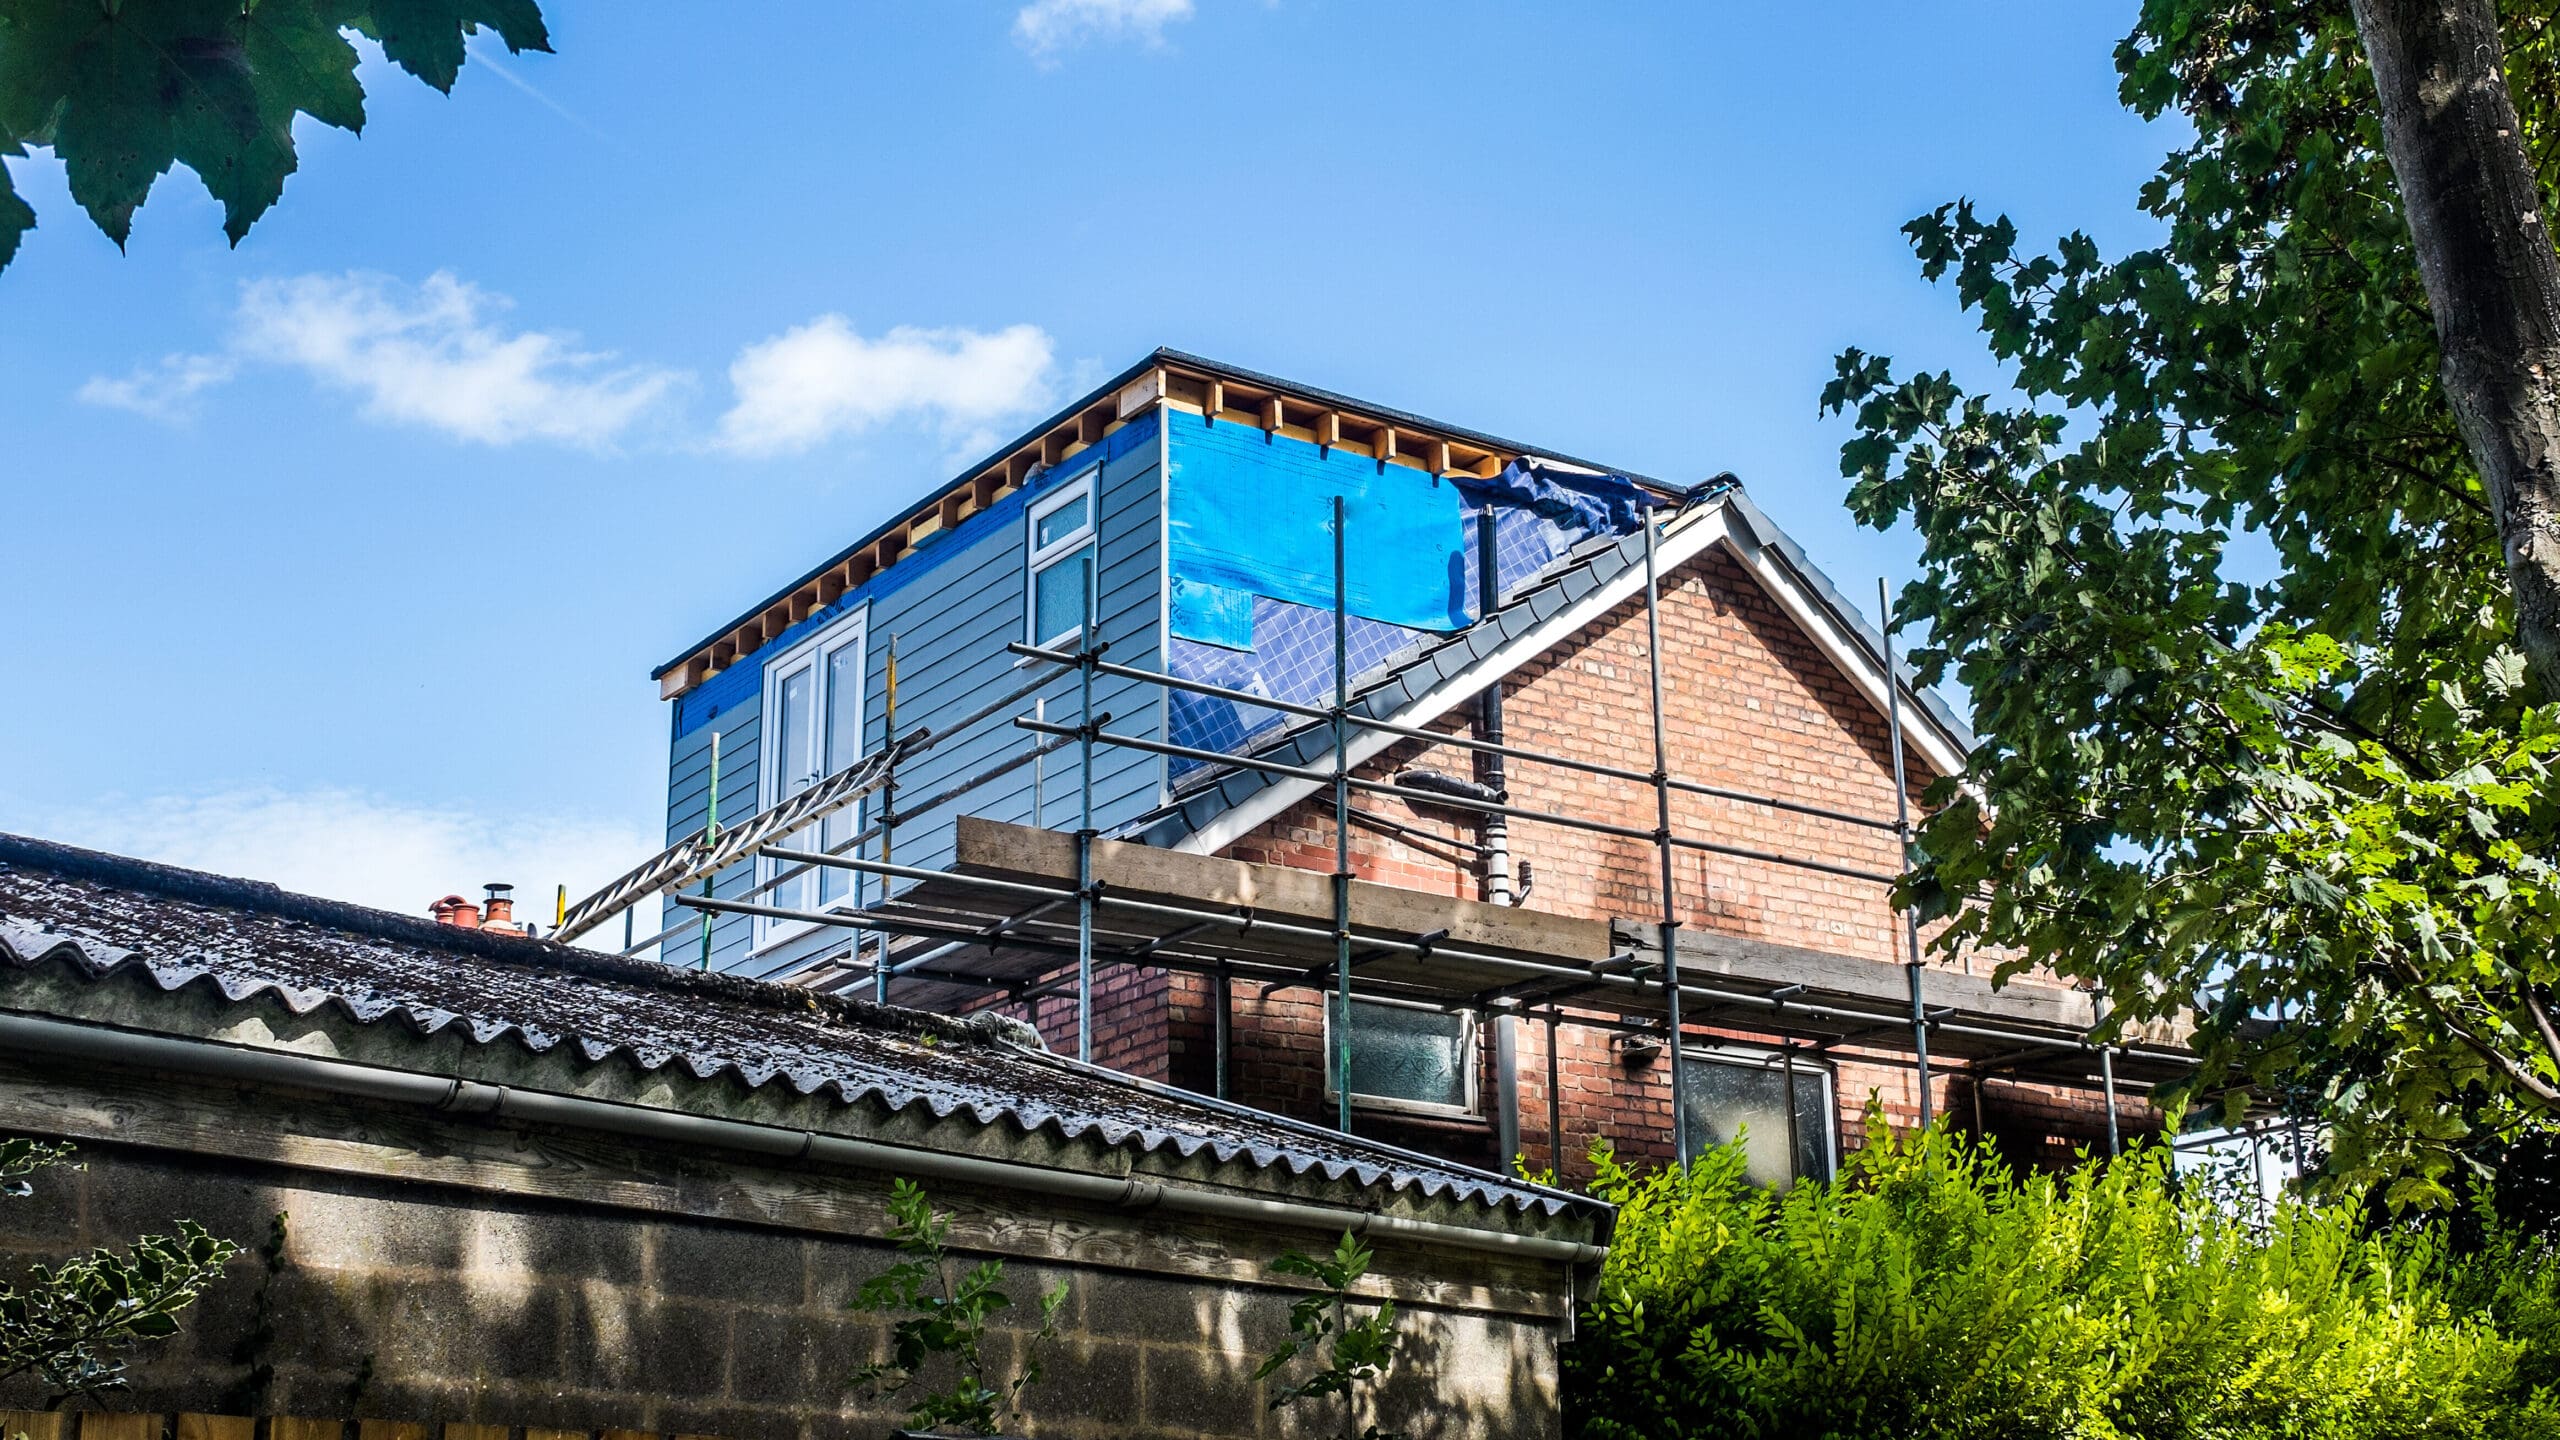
[1644,513,1691,1166]
[1332,494,1355,1134]
[1880,577,1933,1127]
[877,637,898,1005]
[1546,1012,1564,1175]
[1077,555,1098,1065]
[2096,985,2122,1156]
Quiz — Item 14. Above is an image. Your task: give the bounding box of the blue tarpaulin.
[1166,416,1473,647]
[1162,426,1655,777]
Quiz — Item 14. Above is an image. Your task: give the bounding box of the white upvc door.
[755,610,867,949]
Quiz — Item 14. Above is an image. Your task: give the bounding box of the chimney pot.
[482,883,516,932]
[430,894,482,929]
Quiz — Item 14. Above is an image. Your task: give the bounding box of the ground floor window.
[1679,1047,1835,1187]
[1326,998,1477,1117]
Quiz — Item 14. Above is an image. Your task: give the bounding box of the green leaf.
[360,0,552,94]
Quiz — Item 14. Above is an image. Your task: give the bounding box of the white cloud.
[1013,0,1194,61]
[715,317,1054,458]
[29,787,658,947]
[230,271,683,449]
[76,353,240,422]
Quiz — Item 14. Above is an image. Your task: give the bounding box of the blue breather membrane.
[1166,416,1475,642]
[1164,433,1653,776]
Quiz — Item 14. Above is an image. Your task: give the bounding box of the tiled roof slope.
[0,834,1596,1222]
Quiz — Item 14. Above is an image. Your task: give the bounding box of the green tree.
[0,0,551,271]
[0,1137,239,1405]
[1824,0,2560,1202]
[1566,1118,2560,1439]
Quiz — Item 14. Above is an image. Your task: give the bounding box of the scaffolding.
[561,496,2189,1168]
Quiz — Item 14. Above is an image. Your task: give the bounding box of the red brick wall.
[1201,543,2155,1179]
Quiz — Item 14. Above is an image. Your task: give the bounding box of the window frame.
[1322,994,1482,1120]
[1678,1043,1839,1187]
[1024,469,1100,649]
[751,607,869,952]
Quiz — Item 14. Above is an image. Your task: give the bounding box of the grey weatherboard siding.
[664,411,1167,978]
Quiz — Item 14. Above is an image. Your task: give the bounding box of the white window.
[1026,473,1098,648]
[1325,997,1479,1118]
[1679,1047,1836,1188]
[755,609,867,948]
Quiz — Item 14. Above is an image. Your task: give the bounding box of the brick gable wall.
[981,540,2153,1181]
[1205,543,2150,1179]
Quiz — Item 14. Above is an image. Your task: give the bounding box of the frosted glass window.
[1680,1053,1834,1188]
[1033,547,1094,645]
[1027,473,1099,647]
[1331,1000,1475,1114]
[1036,492,1090,548]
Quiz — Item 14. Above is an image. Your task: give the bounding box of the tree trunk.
[2352,0,2560,697]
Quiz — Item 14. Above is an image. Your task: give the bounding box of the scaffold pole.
[1880,577,1933,1127]
[1644,512,1691,1166]
[1077,554,1098,1065]
[1332,493,1355,1135]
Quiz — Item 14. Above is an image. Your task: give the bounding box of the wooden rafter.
[661,354,1606,700]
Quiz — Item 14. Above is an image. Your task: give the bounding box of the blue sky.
[0,1,2170,919]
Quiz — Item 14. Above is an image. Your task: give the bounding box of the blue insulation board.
[1165,414,1474,642]
[1162,454,1647,777]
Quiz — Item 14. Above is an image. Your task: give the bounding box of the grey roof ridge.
[0,835,1583,1221]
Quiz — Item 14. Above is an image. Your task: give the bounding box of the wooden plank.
[356,1423,428,1440]
[951,816,1611,964]
[2,1412,70,1440]
[1615,920,2096,1031]
[440,1424,510,1440]
[266,1421,342,1440]
[78,1415,158,1440]
[524,1429,589,1440]
[175,1417,253,1440]
[1116,367,1164,419]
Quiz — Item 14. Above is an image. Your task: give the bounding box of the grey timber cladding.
[0,832,1603,1222]
[664,412,1167,978]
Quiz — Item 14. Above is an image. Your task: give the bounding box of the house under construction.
[576,350,2189,1187]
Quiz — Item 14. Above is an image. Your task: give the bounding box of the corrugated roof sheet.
[0,834,1598,1222]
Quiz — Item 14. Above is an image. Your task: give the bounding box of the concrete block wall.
[0,1140,1562,1440]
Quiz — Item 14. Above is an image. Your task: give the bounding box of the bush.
[1565,1111,2560,1440]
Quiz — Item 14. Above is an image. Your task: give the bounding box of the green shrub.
[1566,1111,2560,1440]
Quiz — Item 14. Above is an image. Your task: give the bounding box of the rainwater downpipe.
[0,1011,1608,1267]
[1478,503,1525,1169]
